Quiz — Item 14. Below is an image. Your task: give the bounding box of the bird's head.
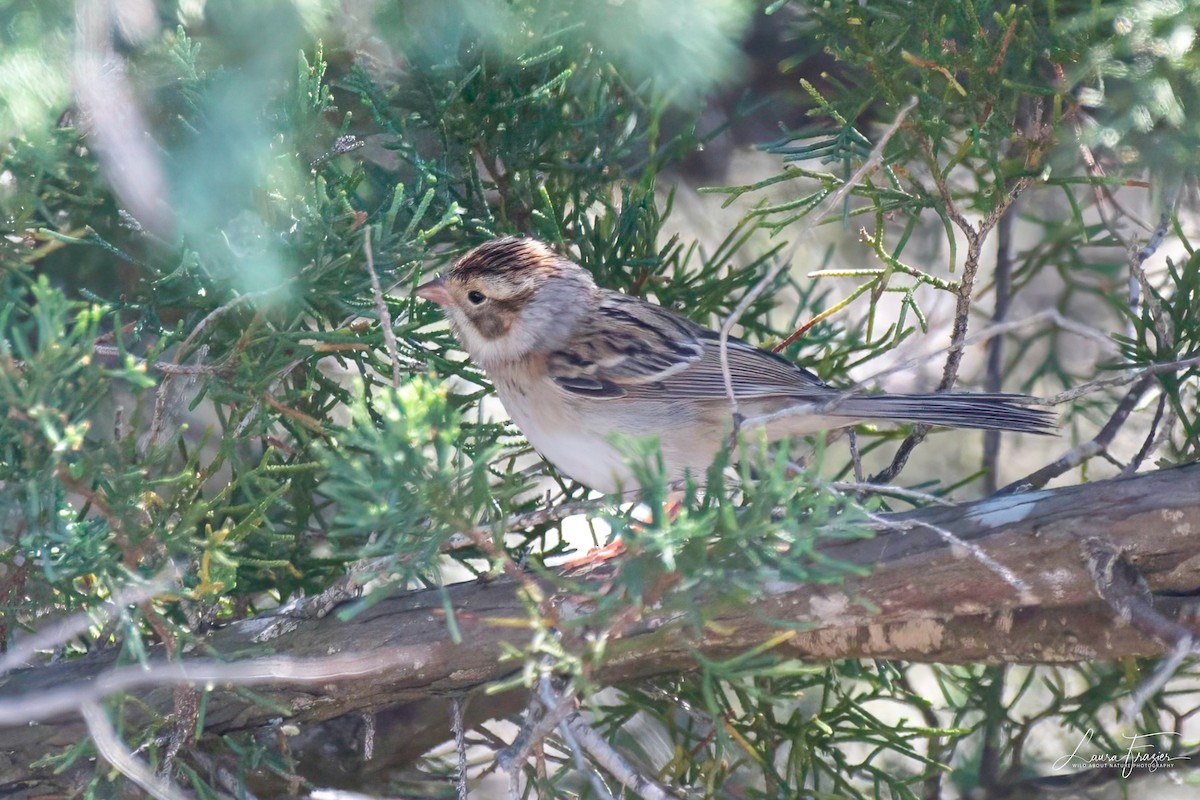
[416,237,596,366]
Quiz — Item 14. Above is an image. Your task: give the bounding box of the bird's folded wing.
[547,293,831,401]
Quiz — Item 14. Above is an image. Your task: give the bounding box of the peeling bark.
[2,464,1198,793]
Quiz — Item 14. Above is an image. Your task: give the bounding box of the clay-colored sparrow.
[417,237,1054,493]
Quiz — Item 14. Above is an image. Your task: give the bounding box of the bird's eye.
[467,290,487,305]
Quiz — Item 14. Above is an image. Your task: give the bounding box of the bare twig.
[497,688,575,774]
[896,668,948,800]
[539,680,615,800]
[717,97,918,435]
[92,345,227,376]
[0,579,168,677]
[777,268,1112,362]
[861,510,1030,596]
[828,481,956,507]
[860,348,1197,489]
[452,697,469,800]
[870,134,1034,484]
[440,498,618,564]
[936,174,1031,394]
[532,678,680,800]
[1074,128,1150,253]
[998,199,1185,491]
[1081,539,1199,721]
[1135,212,1172,267]
[847,429,864,483]
[781,304,1119,411]
[1130,212,1174,354]
[0,647,446,726]
[175,291,271,365]
[498,498,615,537]
[867,434,924,486]
[1082,539,1184,642]
[247,561,382,641]
[455,522,545,600]
[158,685,199,780]
[364,226,403,389]
[143,289,273,454]
[1092,208,1180,478]
[999,373,1154,495]
[1124,638,1197,723]
[1030,355,1200,406]
[80,700,192,800]
[1121,395,1174,477]
[232,357,306,438]
[562,711,678,800]
[362,711,376,761]
[983,206,1016,493]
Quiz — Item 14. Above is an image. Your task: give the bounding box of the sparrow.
[416,237,1054,494]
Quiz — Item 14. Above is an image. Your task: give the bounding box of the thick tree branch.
[2,465,1199,793]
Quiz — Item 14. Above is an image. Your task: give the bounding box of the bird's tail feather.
[831,393,1055,435]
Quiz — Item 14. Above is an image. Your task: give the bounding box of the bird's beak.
[415,275,452,306]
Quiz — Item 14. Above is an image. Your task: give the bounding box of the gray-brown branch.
[2,465,1199,795]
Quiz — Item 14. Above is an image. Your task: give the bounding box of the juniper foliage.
[1,1,1199,798]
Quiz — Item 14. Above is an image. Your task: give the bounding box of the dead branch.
[2,464,1199,793]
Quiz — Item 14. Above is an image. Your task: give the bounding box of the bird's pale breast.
[489,358,724,493]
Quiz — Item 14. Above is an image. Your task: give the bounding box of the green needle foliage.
[2,0,1199,798]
